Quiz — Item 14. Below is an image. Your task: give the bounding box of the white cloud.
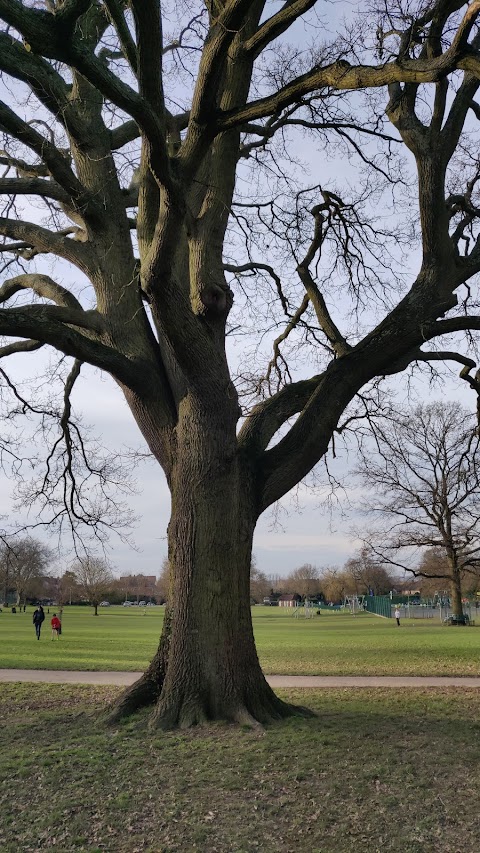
[254,533,356,551]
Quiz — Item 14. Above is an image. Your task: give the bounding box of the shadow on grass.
[1,685,479,853]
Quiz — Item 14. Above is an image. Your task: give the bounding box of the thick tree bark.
[110,394,309,728]
[106,606,171,723]
[450,563,465,621]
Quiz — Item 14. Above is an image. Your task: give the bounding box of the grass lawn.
[1,605,479,676]
[1,683,479,852]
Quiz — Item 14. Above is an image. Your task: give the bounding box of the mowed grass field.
[1,605,479,675]
[1,610,480,852]
[1,683,480,852]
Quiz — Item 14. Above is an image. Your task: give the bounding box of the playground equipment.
[344,595,365,615]
[293,600,316,618]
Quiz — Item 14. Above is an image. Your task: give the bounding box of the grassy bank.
[1,684,479,852]
[0,606,479,675]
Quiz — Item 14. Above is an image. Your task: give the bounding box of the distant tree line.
[4,537,478,615]
[250,547,480,605]
[0,540,165,613]
[248,549,398,605]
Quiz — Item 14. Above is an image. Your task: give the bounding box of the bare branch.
[0,176,71,205]
[0,31,74,129]
[104,0,138,73]
[262,294,310,393]
[54,0,94,24]
[0,100,94,213]
[109,120,140,151]
[0,274,85,312]
[238,373,323,459]
[0,303,142,388]
[424,316,480,338]
[0,339,43,358]
[440,33,480,163]
[0,0,169,187]
[219,31,480,132]
[179,0,257,170]
[243,0,317,59]
[0,217,93,272]
[131,0,163,111]
[296,199,351,358]
[416,350,477,369]
[224,261,289,313]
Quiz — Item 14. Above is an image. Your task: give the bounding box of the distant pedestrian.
[394,607,401,627]
[50,613,61,640]
[32,605,45,640]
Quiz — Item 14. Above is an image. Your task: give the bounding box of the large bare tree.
[356,403,480,621]
[2,1,480,726]
[285,564,322,599]
[72,555,114,614]
[343,549,395,597]
[0,536,51,607]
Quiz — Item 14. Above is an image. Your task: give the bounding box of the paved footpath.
[1,670,480,687]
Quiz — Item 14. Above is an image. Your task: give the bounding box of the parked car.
[138,601,147,606]
[123,601,133,607]
[99,601,110,607]
[146,602,156,606]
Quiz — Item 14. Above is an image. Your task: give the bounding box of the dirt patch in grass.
[1,684,479,852]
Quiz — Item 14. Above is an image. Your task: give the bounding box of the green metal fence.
[364,595,391,618]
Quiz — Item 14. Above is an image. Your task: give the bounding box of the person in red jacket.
[51,613,61,640]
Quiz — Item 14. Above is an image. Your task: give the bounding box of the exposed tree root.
[105,606,172,725]
[107,674,315,729]
[105,604,315,730]
[147,676,316,731]
[105,671,162,724]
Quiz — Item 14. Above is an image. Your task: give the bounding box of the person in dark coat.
[32,605,45,640]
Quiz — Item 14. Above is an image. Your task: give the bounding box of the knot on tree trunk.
[199,284,232,317]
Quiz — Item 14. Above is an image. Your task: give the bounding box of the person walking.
[50,613,61,640]
[32,605,45,640]
[394,607,401,627]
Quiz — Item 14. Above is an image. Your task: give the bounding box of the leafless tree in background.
[249,560,270,604]
[0,536,51,607]
[285,564,322,599]
[356,402,480,620]
[72,556,114,615]
[343,549,396,597]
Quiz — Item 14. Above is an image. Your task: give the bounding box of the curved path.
[1,669,480,687]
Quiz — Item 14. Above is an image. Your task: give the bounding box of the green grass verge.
[1,606,479,675]
[1,684,479,852]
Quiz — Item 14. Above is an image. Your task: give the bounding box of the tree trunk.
[450,567,465,622]
[2,562,9,608]
[110,395,308,728]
